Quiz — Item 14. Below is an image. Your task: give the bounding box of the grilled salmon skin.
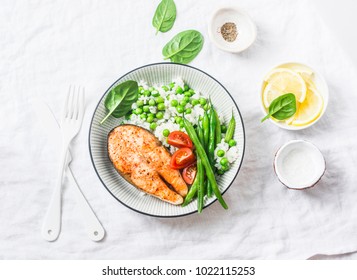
[107,125,188,205]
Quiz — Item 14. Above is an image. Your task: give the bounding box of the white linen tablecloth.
[1,0,357,259]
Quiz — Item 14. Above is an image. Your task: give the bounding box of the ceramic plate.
[89,63,245,217]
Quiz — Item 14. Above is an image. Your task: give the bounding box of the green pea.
[171,100,178,107]
[229,139,236,147]
[217,150,225,157]
[162,86,169,92]
[203,104,209,111]
[140,113,147,120]
[179,120,184,128]
[148,99,156,106]
[149,87,155,92]
[169,82,175,89]
[148,113,155,118]
[138,86,143,92]
[144,90,151,97]
[140,89,145,94]
[185,108,192,114]
[220,158,229,166]
[136,100,144,107]
[199,97,207,105]
[157,103,166,111]
[152,90,160,97]
[217,169,225,175]
[143,105,150,113]
[150,122,157,130]
[146,115,154,123]
[183,96,190,102]
[221,125,227,133]
[163,129,170,137]
[155,96,165,103]
[176,86,183,94]
[135,108,143,114]
[176,106,184,113]
[184,91,191,97]
[180,100,187,107]
[221,165,229,171]
[184,84,189,91]
[175,116,182,124]
[156,111,164,119]
[189,89,195,94]
[191,99,199,106]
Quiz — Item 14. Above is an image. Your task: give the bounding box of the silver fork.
[42,86,85,241]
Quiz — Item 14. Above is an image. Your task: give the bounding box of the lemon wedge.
[291,87,323,126]
[263,68,307,108]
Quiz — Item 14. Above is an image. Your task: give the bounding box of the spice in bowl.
[220,22,238,42]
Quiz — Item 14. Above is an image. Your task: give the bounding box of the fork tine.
[62,85,72,121]
[72,86,80,120]
[78,87,85,120]
[69,86,77,119]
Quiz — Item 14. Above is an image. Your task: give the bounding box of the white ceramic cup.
[274,140,326,190]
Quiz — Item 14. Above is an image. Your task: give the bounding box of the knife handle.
[67,167,105,241]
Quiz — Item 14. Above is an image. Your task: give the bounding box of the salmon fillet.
[107,125,188,205]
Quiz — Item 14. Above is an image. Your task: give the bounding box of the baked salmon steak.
[107,125,188,205]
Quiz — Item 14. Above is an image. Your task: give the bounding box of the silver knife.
[34,99,105,241]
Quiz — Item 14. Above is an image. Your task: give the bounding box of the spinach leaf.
[261,93,296,122]
[100,80,138,124]
[162,30,204,64]
[152,0,176,34]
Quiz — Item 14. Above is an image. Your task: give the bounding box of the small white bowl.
[208,7,257,53]
[260,62,329,130]
[274,140,326,190]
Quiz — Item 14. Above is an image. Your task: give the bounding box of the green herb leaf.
[261,93,296,122]
[152,0,176,35]
[162,30,204,64]
[100,80,138,124]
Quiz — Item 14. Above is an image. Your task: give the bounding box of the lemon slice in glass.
[291,87,324,126]
[263,68,307,108]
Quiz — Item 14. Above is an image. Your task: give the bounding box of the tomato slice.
[167,131,193,149]
[170,148,196,169]
[183,163,197,184]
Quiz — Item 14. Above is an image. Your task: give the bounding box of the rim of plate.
[88,62,246,218]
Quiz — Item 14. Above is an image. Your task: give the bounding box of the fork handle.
[41,140,69,241]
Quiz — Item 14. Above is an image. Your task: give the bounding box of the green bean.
[208,107,216,165]
[224,111,236,143]
[183,118,228,210]
[197,156,204,213]
[203,111,209,148]
[207,106,216,198]
[206,180,212,198]
[214,109,222,146]
[197,122,204,145]
[182,175,199,206]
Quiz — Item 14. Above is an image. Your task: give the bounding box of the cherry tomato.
[183,163,197,184]
[170,148,196,169]
[167,131,193,149]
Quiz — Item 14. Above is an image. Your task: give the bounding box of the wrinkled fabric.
[1,0,357,259]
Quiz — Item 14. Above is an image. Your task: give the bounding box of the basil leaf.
[100,80,138,124]
[152,0,176,34]
[162,30,204,64]
[261,93,296,122]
